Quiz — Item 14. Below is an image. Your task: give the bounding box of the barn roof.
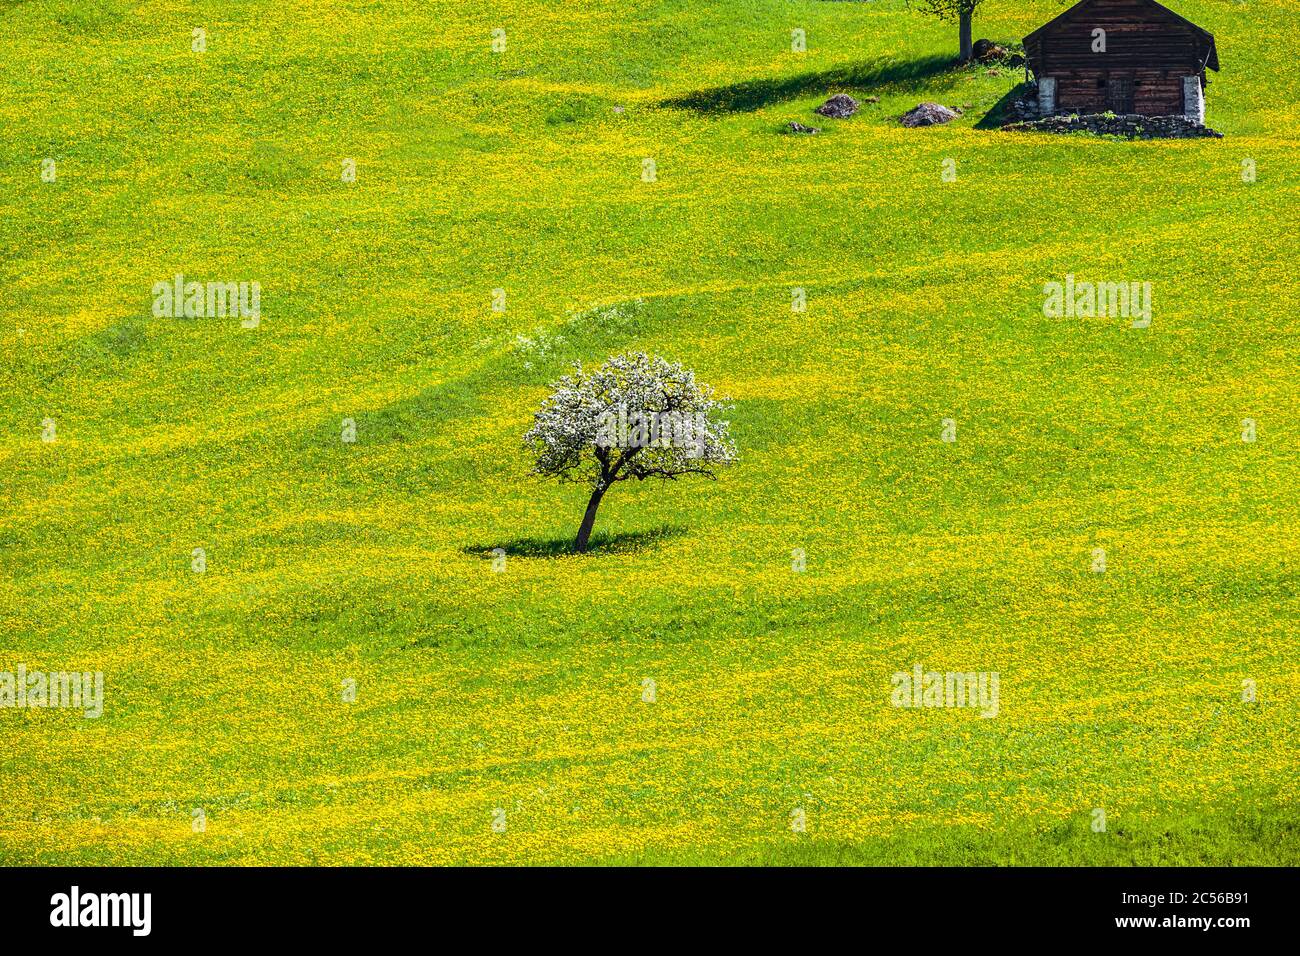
[1024,0,1219,72]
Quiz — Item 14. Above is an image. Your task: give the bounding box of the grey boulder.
[900,102,960,127]
[815,94,859,119]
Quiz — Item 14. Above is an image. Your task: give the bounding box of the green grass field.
[1,0,1297,865]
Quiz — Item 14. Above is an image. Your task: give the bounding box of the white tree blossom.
[523,352,737,552]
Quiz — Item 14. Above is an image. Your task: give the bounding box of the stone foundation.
[1183,76,1205,125]
[1037,77,1057,115]
[1004,112,1222,139]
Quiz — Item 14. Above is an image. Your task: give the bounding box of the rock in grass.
[786,121,820,134]
[973,38,1026,67]
[815,93,859,119]
[900,102,959,127]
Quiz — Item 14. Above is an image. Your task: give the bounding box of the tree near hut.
[907,0,988,63]
[524,352,736,554]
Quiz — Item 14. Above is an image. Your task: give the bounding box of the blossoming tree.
[907,0,988,62]
[524,352,736,553]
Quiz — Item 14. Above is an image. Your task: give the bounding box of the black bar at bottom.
[0,866,1286,942]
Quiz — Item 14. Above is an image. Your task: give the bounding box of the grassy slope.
[0,0,1297,864]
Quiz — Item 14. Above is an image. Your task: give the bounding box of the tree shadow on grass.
[659,55,956,114]
[463,524,688,559]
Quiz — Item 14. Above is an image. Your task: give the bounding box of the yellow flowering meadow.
[0,0,1296,865]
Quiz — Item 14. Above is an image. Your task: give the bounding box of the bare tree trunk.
[573,484,607,554]
[959,11,973,62]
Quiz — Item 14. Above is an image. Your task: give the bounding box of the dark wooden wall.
[1027,0,1210,75]
[1055,72,1184,114]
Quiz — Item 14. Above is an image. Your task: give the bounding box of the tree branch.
[631,465,717,481]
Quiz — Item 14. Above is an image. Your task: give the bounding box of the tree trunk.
[959,11,973,62]
[573,484,607,554]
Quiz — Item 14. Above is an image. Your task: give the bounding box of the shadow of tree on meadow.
[463,524,687,559]
[659,55,957,114]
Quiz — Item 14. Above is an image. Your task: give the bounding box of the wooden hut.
[1023,0,1219,121]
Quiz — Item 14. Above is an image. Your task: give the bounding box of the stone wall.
[1004,112,1223,139]
[1183,76,1206,125]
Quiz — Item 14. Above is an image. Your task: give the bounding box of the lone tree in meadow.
[907,0,987,63]
[524,352,736,554]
